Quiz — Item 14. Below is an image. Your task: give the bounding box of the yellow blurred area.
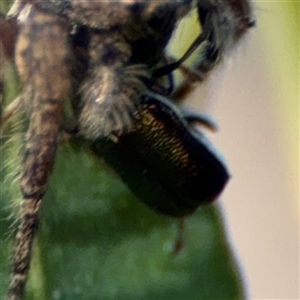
[258,1,299,206]
[210,2,299,298]
[170,1,299,299]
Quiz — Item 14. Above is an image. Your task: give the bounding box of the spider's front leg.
[8,6,70,300]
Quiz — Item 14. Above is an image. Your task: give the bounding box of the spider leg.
[153,33,207,79]
[155,0,255,100]
[8,7,70,300]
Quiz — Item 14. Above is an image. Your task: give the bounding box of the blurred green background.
[1,145,244,300]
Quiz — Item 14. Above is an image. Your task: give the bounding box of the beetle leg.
[172,218,185,255]
[179,105,218,132]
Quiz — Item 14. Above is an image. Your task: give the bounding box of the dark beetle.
[92,93,230,217]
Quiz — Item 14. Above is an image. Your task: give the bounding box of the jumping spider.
[0,0,254,299]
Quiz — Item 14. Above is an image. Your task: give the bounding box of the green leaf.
[1,145,245,300]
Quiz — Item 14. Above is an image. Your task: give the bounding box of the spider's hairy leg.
[154,0,255,99]
[79,30,147,139]
[8,7,70,300]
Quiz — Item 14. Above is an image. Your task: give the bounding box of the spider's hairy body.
[11,1,194,139]
[1,0,255,299]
